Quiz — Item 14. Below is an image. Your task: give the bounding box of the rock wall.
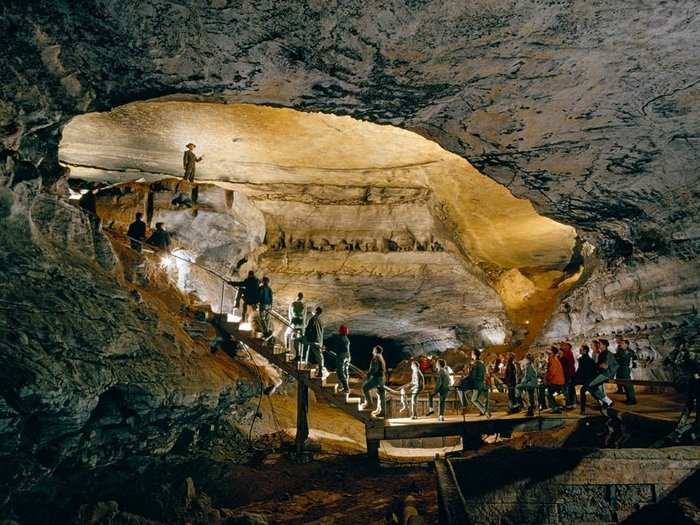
[442,447,700,524]
[0,184,257,522]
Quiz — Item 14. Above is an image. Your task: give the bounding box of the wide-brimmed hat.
[186,143,196,148]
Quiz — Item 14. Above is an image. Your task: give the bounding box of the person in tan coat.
[182,143,203,182]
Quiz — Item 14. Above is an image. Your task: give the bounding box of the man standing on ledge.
[183,143,203,182]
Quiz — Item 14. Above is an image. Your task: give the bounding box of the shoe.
[358,402,368,411]
[411,415,417,420]
[371,411,385,419]
[438,415,445,422]
[551,408,562,414]
[526,409,535,417]
[625,400,637,405]
[426,408,435,416]
[565,404,576,409]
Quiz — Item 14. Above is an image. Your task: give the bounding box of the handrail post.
[295,375,310,462]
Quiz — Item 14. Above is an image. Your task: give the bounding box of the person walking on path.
[426,359,451,421]
[332,325,352,395]
[360,345,387,418]
[304,307,326,379]
[615,337,637,405]
[544,346,565,413]
[575,344,598,414]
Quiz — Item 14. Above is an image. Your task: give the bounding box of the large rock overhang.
[59,100,577,351]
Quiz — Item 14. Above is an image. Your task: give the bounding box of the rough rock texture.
[1,1,697,355]
[447,447,700,525]
[0,184,257,523]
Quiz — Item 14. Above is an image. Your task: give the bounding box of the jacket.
[183,150,200,176]
[147,229,171,250]
[259,284,273,307]
[434,367,451,393]
[331,334,350,355]
[368,354,386,380]
[504,360,517,387]
[236,276,260,304]
[518,364,537,389]
[545,355,565,386]
[468,360,486,389]
[616,349,635,370]
[575,354,597,385]
[127,219,146,241]
[304,314,324,345]
[559,348,576,382]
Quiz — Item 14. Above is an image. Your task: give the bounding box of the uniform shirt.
[468,360,486,388]
[183,150,200,175]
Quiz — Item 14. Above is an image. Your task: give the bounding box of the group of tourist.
[126,212,172,252]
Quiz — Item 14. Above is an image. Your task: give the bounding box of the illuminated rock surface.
[0,1,699,523]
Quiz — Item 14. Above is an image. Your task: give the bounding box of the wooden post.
[367,439,380,463]
[295,379,309,459]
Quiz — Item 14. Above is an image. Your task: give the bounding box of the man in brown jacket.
[183,143,203,182]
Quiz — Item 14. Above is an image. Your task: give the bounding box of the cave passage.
[60,99,579,352]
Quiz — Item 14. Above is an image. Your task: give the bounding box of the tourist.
[418,355,432,374]
[146,222,171,251]
[229,270,260,324]
[182,142,203,182]
[615,337,637,405]
[544,346,565,413]
[126,211,147,251]
[503,353,519,413]
[360,345,387,418]
[588,338,619,410]
[575,344,597,414]
[406,360,425,419]
[559,342,577,408]
[305,306,327,379]
[427,358,451,422]
[675,346,700,441]
[457,349,488,416]
[288,292,306,359]
[516,354,538,416]
[259,276,273,337]
[332,325,352,394]
[535,353,549,410]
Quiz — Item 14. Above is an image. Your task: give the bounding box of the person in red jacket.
[544,346,565,413]
[559,342,577,409]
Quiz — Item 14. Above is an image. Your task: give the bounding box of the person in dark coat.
[304,307,325,378]
[258,277,273,336]
[146,222,171,251]
[360,345,387,418]
[126,212,147,251]
[615,337,637,404]
[229,270,260,324]
[182,143,203,182]
[332,325,352,394]
[503,354,519,413]
[427,359,450,421]
[575,344,597,414]
[457,349,488,416]
[559,342,577,408]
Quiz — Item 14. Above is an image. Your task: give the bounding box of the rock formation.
[1,1,699,521]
